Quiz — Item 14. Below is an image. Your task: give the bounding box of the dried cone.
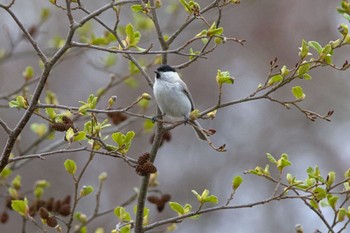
[147,196,160,204]
[46,197,54,211]
[46,216,58,228]
[62,195,71,205]
[54,200,61,213]
[39,207,49,220]
[107,112,128,125]
[50,122,68,132]
[136,162,157,176]
[137,153,150,165]
[161,194,171,202]
[0,211,9,223]
[58,204,71,216]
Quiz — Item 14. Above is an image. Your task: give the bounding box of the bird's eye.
[155,71,160,79]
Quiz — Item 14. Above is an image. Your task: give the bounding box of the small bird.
[153,64,207,140]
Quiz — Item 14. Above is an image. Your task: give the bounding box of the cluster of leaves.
[247,153,350,230]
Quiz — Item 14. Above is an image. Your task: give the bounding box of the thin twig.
[8,147,87,162]
[0,118,12,135]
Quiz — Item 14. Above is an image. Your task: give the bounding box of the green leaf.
[297,63,310,76]
[309,199,319,210]
[11,198,28,217]
[80,185,94,197]
[327,194,338,210]
[143,119,154,133]
[313,187,327,201]
[343,13,350,21]
[291,86,305,100]
[79,94,98,114]
[125,23,141,47]
[40,8,51,21]
[308,41,322,54]
[131,4,143,12]
[299,39,309,59]
[9,96,28,109]
[203,195,218,204]
[103,54,116,68]
[192,189,218,204]
[276,153,292,172]
[65,127,75,143]
[267,74,283,86]
[114,207,131,221]
[0,167,12,179]
[266,153,277,164]
[74,131,86,141]
[321,44,332,55]
[338,208,346,222]
[35,180,50,188]
[280,65,289,77]
[12,175,21,189]
[22,66,34,81]
[95,228,105,233]
[232,176,243,190]
[34,187,44,199]
[64,159,77,175]
[179,0,191,13]
[124,131,135,150]
[302,74,312,80]
[326,171,336,189]
[216,70,234,86]
[111,132,124,148]
[45,108,56,120]
[207,27,224,37]
[169,202,184,215]
[30,123,48,137]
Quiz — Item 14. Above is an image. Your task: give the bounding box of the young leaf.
[74,131,86,141]
[22,66,34,81]
[216,70,234,86]
[297,63,310,76]
[179,0,191,13]
[64,159,77,175]
[299,39,310,59]
[0,167,12,179]
[232,176,243,190]
[114,207,131,221]
[30,123,48,137]
[80,185,94,197]
[169,202,185,215]
[266,153,277,164]
[65,127,75,143]
[45,108,56,120]
[308,41,322,54]
[131,4,143,12]
[276,153,292,172]
[11,198,29,217]
[267,74,283,86]
[280,65,289,77]
[291,86,305,100]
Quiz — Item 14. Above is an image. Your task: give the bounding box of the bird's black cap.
[156,64,176,73]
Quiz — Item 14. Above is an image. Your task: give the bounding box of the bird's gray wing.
[177,79,195,111]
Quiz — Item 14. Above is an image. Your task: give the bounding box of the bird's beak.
[154,71,159,74]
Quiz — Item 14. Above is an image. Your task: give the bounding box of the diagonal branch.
[0,118,12,135]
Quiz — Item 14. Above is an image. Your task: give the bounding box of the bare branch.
[144,194,310,231]
[8,147,88,163]
[0,118,12,135]
[0,6,48,62]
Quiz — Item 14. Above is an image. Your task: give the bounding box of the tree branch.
[0,118,12,135]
